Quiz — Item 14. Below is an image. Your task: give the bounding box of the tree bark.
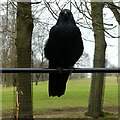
[87,2,107,118]
[16,2,33,119]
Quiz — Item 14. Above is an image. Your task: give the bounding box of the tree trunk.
[87,2,107,118]
[16,2,33,119]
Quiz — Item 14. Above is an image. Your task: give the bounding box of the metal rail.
[0,68,120,73]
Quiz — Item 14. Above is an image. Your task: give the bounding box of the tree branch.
[43,0,58,20]
[30,2,42,4]
[106,2,120,25]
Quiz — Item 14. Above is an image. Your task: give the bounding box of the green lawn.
[1,77,118,117]
[33,78,91,112]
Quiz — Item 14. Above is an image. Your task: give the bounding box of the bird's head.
[57,9,76,24]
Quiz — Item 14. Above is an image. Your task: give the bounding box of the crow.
[44,9,84,97]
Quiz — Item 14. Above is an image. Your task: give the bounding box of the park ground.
[1,76,118,119]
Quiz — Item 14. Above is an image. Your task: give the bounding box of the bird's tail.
[49,72,70,97]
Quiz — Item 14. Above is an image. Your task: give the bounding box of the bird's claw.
[56,67,63,74]
[69,66,75,74]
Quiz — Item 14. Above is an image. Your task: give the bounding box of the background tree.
[70,52,90,79]
[16,2,33,119]
[32,24,48,83]
[87,2,106,118]
[106,59,118,77]
[1,1,17,87]
[107,2,120,25]
[87,1,119,118]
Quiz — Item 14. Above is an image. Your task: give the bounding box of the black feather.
[44,9,84,97]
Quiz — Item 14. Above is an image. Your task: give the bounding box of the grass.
[1,77,118,118]
[33,78,91,111]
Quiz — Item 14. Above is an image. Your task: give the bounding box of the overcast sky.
[83,7,118,67]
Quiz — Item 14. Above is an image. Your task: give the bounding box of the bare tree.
[1,1,17,87]
[87,2,106,118]
[107,1,120,25]
[16,2,33,119]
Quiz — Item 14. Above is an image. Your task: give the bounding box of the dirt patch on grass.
[34,107,86,118]
[34,107,118,118]
[2,107,118,118]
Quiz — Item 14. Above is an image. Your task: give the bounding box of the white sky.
[84,7,119,67]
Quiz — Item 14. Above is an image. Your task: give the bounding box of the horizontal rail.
[0,68,120,73]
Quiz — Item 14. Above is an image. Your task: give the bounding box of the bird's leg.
[56,67,63,74]
[68,66,75,75]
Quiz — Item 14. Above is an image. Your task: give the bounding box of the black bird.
[44,9,84,97]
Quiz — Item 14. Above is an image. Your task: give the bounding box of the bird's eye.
[67,11,71,15]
